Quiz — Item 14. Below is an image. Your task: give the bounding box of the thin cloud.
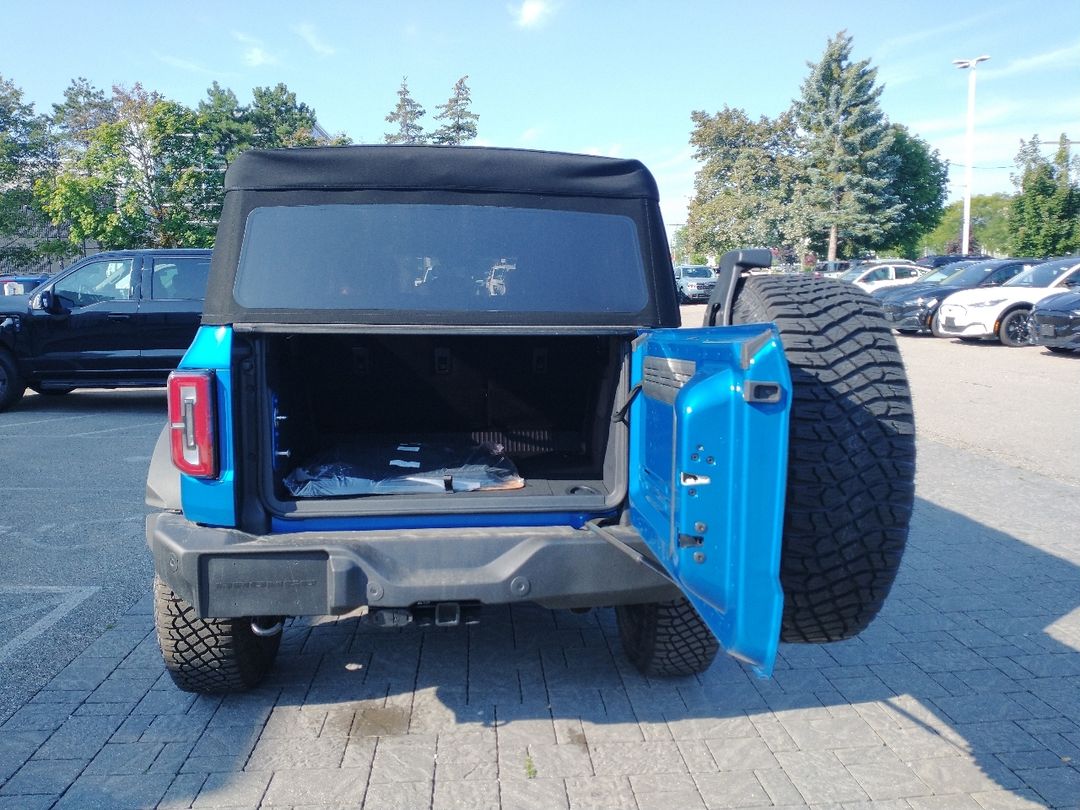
[519,127,542,144]
[875,11,1003,59]
[156,54,218,76]
[295,23,335,56]
[234,32,278,67]
[512,0,553,28]
[989,37,1080,79]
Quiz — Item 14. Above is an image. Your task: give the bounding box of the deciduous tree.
[685,106,805,259]
[923,194,1011,256]
[0,75,65,267]
[880,125,949,257]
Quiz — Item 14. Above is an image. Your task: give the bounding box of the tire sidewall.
[998,308,1032,347]
[730,274,915,643]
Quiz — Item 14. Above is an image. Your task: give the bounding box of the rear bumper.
[147,511,679,618]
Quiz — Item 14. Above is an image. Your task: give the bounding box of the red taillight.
[167,370,217,478]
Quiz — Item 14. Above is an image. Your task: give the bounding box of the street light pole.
[953,55,990,255]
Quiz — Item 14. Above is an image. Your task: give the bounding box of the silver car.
[673,264,716,303]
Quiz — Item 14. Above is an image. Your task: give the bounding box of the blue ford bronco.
[145,146,915,692]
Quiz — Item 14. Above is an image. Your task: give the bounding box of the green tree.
[51,77,115,153]
[796,31,901,260]
[249,83,320,148]
[0,74,66,268]
[879,125,949,257]
[685,106,805,258]
[1009,134,1080,256]
[384,78,427,144]
[37,84,217,248]
[431,76,479,145]
[922,194,1012,256]
[671,225,708,265]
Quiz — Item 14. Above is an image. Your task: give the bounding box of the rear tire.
[731,275,915,643]
[998,308,1032,346]
[616,598,719,676]
[154,576,281,693]
[0,350,26,413]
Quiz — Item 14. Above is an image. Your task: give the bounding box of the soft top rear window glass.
[233,203,648,313]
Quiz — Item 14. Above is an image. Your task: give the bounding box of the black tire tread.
[731,275,915,644]
[0,349,26,413]
[616,598,720,676]
[154,576,280,693]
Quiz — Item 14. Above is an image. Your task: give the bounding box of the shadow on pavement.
[3,493,1079,807]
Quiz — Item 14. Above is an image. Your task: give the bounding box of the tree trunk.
[828,224,838,261]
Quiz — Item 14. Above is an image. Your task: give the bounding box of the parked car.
[936,257,1080,346]
[838,261,924,293]
[814,260,849,277]
[0,272,50,296]
[1030,290,1080,354]
[672,264,717,302]
[915,254,988,269]
[0,249,212,412]
[144,145,913,693]
[877,259,1036,335]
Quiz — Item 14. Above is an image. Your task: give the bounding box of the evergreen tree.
[51,77,115,153]
[249,83,320,148]
[1008,134,1079,256]
[431,76,479,145]
[796,31,901,260]
[384,78,427,144]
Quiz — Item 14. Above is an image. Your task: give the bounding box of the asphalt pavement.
[0,323,1078,809]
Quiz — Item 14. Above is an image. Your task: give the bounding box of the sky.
[3,0,1079,230]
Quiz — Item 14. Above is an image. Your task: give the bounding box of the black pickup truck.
[0,249,212,412]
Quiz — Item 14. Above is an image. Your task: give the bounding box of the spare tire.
[731,275,915,643]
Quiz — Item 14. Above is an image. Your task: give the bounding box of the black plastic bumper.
[147,512,679,618]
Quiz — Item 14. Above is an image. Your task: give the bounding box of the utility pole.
[953,55,989,255]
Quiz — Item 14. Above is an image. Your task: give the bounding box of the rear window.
[233,203,649,313]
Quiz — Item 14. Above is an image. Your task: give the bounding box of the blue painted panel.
[271,509,617,533]
[178,325,236,527]
[629,326,790,676]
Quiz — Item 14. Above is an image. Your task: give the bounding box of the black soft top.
[224,145,661,199]
[204,146,678,329]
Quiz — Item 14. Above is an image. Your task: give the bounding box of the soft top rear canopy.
[224,145,661,199]
[204,146,678,329]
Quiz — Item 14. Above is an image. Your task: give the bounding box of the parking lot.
[1,324,1078,809]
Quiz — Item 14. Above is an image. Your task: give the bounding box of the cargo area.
[254,333,630,515]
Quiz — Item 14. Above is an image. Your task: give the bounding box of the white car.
[838,262,924,293]
[936,257,1080,346]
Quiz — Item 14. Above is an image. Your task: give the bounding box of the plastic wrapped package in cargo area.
[283,437,525,497]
